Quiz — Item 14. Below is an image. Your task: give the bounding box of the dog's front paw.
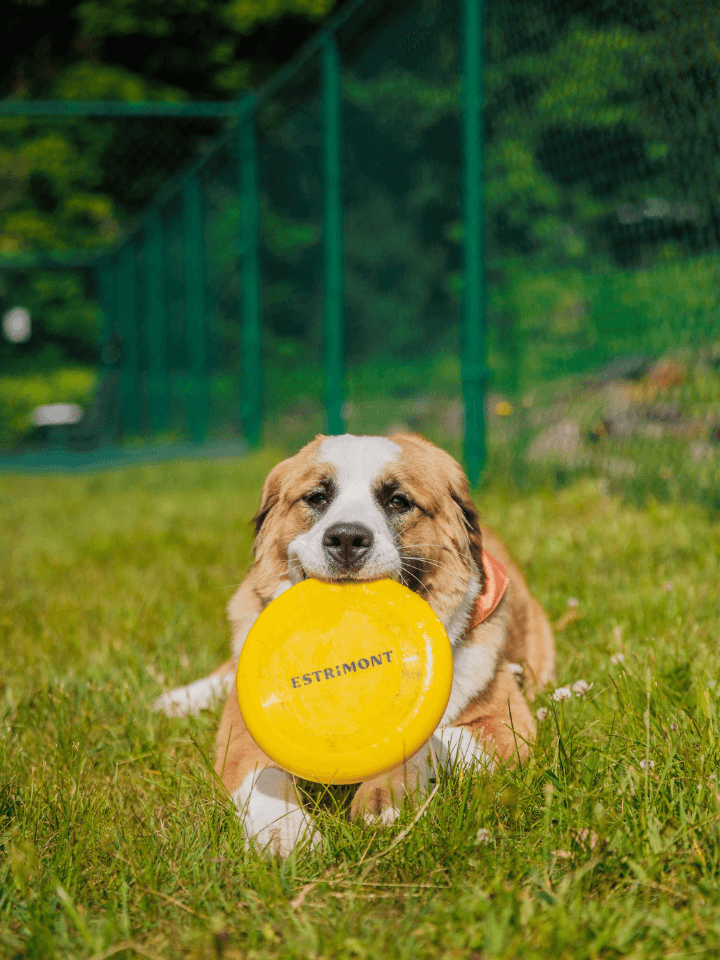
[363,805,401,827]
[243,805,321,858]
[153,673,233,717]
[233,768,320,858]
[350,784,400,826]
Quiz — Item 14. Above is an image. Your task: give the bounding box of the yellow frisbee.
[237,578,453,784]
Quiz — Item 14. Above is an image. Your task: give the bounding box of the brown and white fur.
[154,433,555,856]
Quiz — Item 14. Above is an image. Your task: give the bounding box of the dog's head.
[251,433,485,633]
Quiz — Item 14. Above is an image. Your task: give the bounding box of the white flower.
[536,707,548,721]
[566,597,579,608]
[507,662,524,677]
[639,759,655,770]
[610,653,625,665]
[572,680,593,697]
[475,827,492,844]
[551,686,572,702]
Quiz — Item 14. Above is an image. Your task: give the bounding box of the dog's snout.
[321,522,374,569]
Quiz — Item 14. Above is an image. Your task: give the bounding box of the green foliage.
[0,58,192,255]
[76,0,218,39]
[486,252,720,392]
[221,0,335,34]
[0,0,339,373]
[0,365,96,446]
[0,269,100,381]
[0,60,185,372]
[76,0,335,45]
[73,0,336,95]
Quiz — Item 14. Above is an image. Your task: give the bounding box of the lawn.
[2,450,720,959]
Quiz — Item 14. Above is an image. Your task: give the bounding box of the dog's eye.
[388,494,412,511]
[306,491,328,507]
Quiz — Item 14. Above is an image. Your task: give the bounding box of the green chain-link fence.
[481,0,720,509]
[0,105,244,461]
[2,0,720,508]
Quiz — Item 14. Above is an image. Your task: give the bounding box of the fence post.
[144,210,170,435]
[238,96,262,447]
[116,241,141,436]
[96,254,114,370]
[461,0,487,487]
[322,31,345,436]
[183,173,208,443]
[95,254,116,446]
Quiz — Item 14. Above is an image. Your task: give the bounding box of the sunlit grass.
[2,453,720,958]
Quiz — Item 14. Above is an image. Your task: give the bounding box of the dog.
[154,432,555,856]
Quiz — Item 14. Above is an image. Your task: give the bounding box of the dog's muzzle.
[321,522,374,570]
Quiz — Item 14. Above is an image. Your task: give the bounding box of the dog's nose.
[322,522,374,569]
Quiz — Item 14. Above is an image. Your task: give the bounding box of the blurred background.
[2,0,720,509]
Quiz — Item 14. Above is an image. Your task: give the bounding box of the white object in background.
[32,403,83,427]
[2,307,31,344]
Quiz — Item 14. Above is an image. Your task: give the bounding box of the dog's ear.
[251,461,286,547]
[449,474,486,594]
[252,436,328,552]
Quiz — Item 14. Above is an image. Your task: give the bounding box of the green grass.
[2,452,720,959]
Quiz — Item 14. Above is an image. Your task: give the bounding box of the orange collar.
[467,550,509,632]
